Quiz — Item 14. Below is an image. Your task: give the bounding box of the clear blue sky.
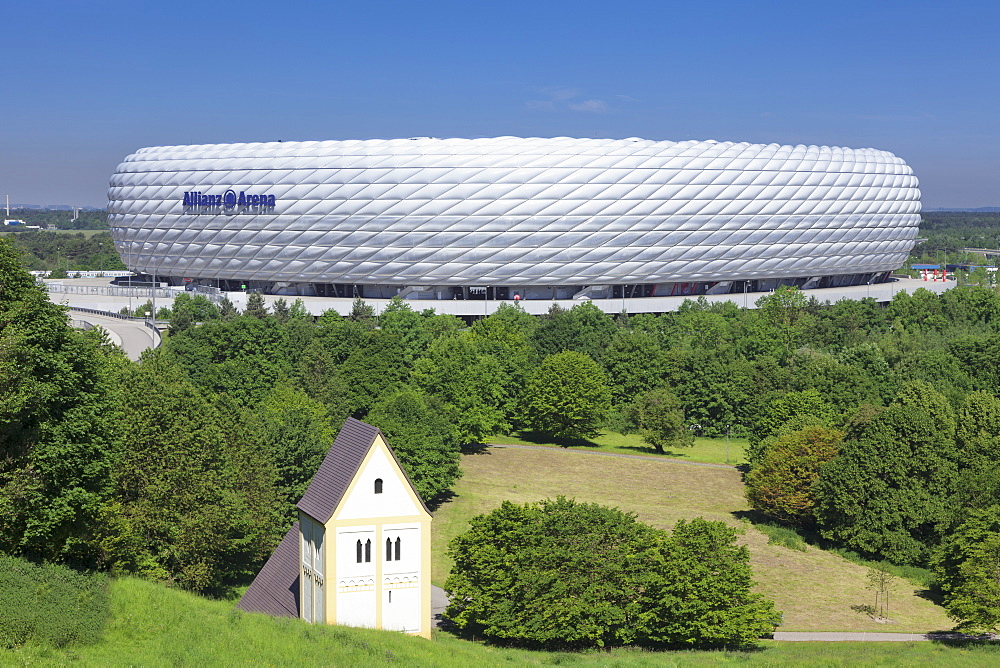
[3,0,997,208]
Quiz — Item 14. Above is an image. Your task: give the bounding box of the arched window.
[374,478,383,494]
[364,539,371,563]
[386,537,393,561]
[395,537,401,561]
[356,539,362,563]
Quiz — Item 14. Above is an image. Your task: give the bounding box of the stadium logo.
[183,189,276,213]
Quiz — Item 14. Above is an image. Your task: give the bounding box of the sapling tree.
[865,567,896,619]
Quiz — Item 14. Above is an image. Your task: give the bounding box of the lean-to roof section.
[236,522,300,618]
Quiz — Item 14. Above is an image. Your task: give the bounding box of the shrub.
[444,497,778,650]
[645,518,781,648]
[754,522,809,552]
[0,555,110,648]
[745,425,842,527]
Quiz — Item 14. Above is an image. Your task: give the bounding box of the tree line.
[7,230,125,273]
[917,211,1000,253]
[133,280,1000,609]
[2,208,108,230]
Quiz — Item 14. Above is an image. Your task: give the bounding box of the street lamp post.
[146,241,159,326]
[126,229,132,314]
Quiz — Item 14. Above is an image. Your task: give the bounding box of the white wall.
[323,435,429,636]
[335,525,376,628]
[337,443,421,521]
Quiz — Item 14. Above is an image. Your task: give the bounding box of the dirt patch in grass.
[433,446,954,634]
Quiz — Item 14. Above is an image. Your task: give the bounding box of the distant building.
[108,136,920,302]
[237,418,432,639]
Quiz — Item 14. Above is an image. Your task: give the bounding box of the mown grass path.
[488,430,749,466]
[487,442,734,468]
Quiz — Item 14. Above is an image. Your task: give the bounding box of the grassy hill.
[432,446,955,634]
[5,572,1000,666]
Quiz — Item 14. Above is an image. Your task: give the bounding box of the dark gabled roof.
[236,522,299,618]
[297,417,381,524]
[296,417,431,524]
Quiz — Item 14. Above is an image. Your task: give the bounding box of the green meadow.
[4,575,999,667]
[487,431,749,466]
[4,440,987,665]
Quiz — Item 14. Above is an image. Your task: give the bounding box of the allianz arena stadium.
[107,136,921,302]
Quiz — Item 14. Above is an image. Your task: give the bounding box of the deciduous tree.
[103,353,282,592]
[747,389,835,469]
[745,425,843,526]
[813,382,959,564]
[933,505,1000,632]
[248,385,337,516]
[364,387,461,503]
[629,388,693,453]
[522,351,611,441]
[531,301,617,362]
[644,518,779,648]
[165,315,293,406]
[0,239,122,567]
[411,334,509,442]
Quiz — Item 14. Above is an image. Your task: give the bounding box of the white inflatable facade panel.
[108,137,920,286]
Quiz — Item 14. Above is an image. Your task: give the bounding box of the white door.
[382,577,420,632]
[381,525,420,633]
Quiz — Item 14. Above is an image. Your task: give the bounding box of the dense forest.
[5,230,124,273]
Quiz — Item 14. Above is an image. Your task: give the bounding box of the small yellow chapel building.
[238,418,433,639]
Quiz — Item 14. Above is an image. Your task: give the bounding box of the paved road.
[432,585,448,627]
[772,631,995,642]
[69,310,160,361]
